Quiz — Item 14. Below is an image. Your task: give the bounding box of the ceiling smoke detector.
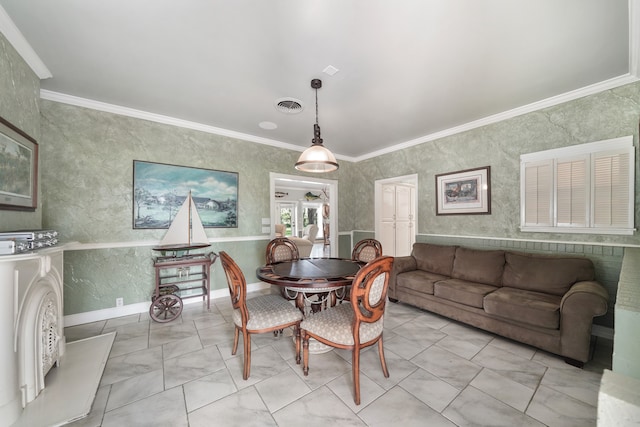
[274,98,304,114]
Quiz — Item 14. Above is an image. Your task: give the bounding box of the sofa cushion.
[503,252,595,296]
[396,270,448,295]
[451,247,505,286]
[412,243,457,276]
[434,279,499,308]
[484,287,562,329]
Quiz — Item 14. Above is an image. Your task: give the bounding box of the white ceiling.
[1,1,637,161]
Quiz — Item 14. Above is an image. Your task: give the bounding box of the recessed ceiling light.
[259,121,277,130]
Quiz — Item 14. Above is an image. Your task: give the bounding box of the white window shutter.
[593,150,631,228]
[520,136,634,235]
[524,160,552,226]
[556,157,588,227]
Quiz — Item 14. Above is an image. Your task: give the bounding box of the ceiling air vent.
[274,98,304,114]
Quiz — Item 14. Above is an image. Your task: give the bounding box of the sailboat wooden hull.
[153,242,210,251]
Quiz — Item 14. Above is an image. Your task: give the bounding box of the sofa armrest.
[393,256,418,274]
[388,256,417,299]
[559,280,609,362]
[560,281,609,315]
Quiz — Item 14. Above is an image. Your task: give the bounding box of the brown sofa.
[389,243,609,366]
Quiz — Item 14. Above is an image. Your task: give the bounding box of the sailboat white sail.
[154,192,210,251]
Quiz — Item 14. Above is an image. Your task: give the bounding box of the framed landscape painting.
[435,166,491,215]
[133,160,238,229]
[0,116,38,211]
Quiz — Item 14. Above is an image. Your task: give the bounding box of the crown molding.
[353,73,640,162]
[39,89,355,162]
[41,69,638,166]
[0,5,51,79]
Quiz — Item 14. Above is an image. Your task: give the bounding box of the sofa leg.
[389,298,398,303]
[564,358,584,369]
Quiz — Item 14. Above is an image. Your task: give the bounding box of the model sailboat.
[153,191,210,251]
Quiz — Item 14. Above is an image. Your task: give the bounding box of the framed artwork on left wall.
[133,160,239,229]
[0,115,38,211]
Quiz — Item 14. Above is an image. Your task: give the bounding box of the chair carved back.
[351,239,383,263]
[220,251,249,326]
[266,237,300,264]
[350,256,393,332]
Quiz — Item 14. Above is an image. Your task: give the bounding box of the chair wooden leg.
[243,330,251,380]
[232,327,239,355]
[353,347,361,405]
[378,337,389,378]
[295,325,301,364]
[302,332,310,375]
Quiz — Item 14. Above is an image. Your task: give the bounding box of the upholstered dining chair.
[299,256,394,405]
[265,237,299,264]
[219,251,303,380]
[340,238,384,302]
[351,238,383,263]
[265,238,300,302]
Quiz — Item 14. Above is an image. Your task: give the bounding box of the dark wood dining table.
[256,258,363,313]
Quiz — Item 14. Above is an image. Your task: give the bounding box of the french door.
[276,202,297,237]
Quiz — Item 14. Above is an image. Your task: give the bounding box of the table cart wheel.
[151,284,179,302]
[149,294,183,323]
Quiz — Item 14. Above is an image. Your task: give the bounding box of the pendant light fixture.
[295,79,339,173]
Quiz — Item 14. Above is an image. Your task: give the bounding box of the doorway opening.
[270,173,338,257]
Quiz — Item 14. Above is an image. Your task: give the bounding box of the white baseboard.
[592,324,614,340]
[63,281,271,327]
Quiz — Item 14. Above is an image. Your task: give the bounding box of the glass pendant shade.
[295,144,339,173]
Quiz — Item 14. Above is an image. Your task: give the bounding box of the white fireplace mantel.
[0,247,65,426]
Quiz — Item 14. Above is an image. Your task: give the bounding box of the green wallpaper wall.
[353,82,640,245]
[0,33,42,230]
[38,100,359,313]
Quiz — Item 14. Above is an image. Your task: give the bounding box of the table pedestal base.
[293,335,332,354]
[284,286,345,316]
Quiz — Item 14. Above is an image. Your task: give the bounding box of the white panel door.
[395,185,413,221]
[379,221,396,257]
[395,221,413,256]
[394,185,415,256]
[378,184,415,256]
[381,184,396,222]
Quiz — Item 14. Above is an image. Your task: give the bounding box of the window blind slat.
[557,159,587,226]
[594,152,630,227]
[524,162,552,226]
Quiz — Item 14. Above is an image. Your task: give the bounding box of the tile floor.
[64,289,612,427]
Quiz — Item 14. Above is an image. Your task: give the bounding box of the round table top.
[256,258,363,289]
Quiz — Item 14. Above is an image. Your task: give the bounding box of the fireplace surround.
[0,247,65,425]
